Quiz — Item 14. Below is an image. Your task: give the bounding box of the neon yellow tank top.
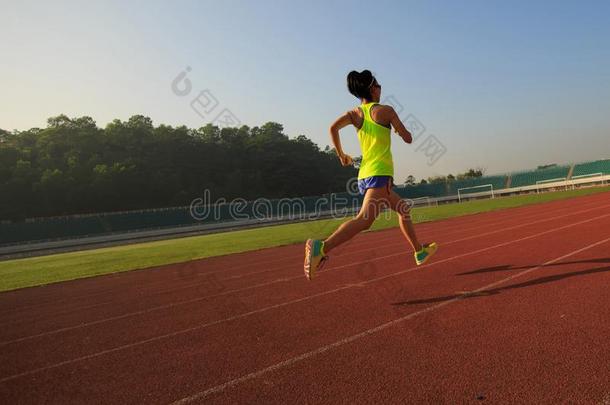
[357,102,394,179]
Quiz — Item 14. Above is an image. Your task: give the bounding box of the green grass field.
[1,186,609,292]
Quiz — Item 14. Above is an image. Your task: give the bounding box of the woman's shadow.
[392,258,610,306]
[456,257,610,276]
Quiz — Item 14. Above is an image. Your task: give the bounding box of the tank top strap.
[360,102,378,122]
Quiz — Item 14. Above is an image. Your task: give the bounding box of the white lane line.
[2,204,609,346]
[169,236,610,404]
[1,212,608,383]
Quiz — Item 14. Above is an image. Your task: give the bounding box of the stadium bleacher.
[571,159,610,178]
[509,165,571,188]
[396,174,507,200]
[395,182,448,199]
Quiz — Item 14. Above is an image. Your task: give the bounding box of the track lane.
[1,199,608,346]
[0,197,604,402]
[1,195,607,341]
[177,235,610,404]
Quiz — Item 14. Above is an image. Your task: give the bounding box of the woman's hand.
[338,153,353,166]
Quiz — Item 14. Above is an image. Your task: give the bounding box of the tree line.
[0,115,356,220]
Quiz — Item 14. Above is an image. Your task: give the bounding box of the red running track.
[1,191,609,404]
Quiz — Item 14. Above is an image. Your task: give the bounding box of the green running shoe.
[414,242,438,266]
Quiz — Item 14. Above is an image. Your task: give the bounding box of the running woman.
[304,70,437,280]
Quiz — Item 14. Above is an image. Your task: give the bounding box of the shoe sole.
[304,239,314,280]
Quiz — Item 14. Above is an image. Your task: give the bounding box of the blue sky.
[1,0,609,180]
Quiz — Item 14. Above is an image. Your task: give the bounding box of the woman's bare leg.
[388,190,423,252]
[323,187,389,254]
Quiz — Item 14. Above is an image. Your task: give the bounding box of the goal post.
[410,196,436,207]
[568,172,605,189]
[457,184,494,203]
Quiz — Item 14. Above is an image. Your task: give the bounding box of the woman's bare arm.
[388,107,413,144]
[329,111,356,166]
